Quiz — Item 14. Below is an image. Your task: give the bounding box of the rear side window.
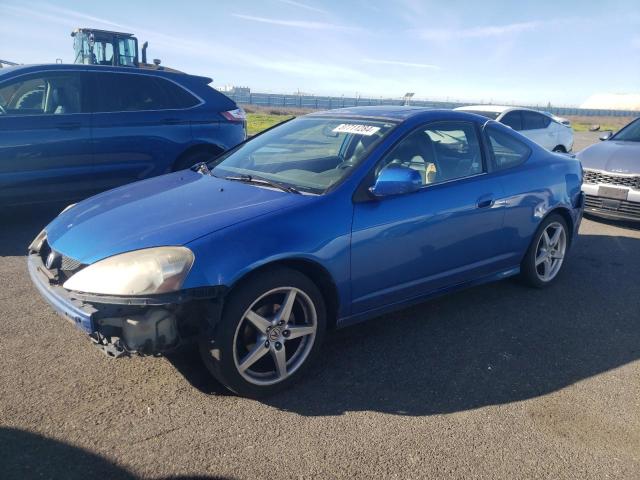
[485,125,531,170]
[500,111,522,131]
[522,111,551,130]
[91,73,199,112]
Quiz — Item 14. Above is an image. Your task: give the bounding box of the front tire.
[199,267,326,398]
[520,214,569,288]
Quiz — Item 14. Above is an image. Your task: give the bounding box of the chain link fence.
[227,92,638,117]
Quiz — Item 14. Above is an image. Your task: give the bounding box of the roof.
[309,106,457,122]
[454,105,513,114]
[72,28,135,38]
[0,63,212,84]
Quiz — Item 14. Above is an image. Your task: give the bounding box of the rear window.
[91,72,199,112]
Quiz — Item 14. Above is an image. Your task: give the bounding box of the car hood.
[45,170,309,264]
[577,140,640,174]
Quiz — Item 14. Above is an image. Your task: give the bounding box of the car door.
[521,111,554,150]
[0,69,94,206]
[88,71,195,192]
[350,120,507,314]
[482,123,537,265]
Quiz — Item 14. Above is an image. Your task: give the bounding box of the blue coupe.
[28,107,584,397]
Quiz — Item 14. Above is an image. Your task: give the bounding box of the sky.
[1,0,639,106]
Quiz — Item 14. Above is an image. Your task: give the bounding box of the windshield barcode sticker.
[332,124,381,136]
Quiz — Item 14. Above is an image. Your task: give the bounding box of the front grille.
[583,169,640,190]
[585,194,640,219]
[38,239,86,282]
[60,255,83,271]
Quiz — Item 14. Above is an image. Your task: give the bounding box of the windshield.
[462,110,501,120]
[612,118,640,142]
[211,117,396,194]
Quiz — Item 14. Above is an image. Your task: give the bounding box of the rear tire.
[199,267,326,398]
[520,214,569,288]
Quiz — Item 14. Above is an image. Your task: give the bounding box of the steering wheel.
[0,104,6,115]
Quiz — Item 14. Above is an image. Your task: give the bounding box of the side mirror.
[599,131,613,141]
[369,165,422,197]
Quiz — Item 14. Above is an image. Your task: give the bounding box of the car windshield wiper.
[191,162,213,176]
[223,174,301,194]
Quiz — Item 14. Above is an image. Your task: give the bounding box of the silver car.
[577,118,640,222]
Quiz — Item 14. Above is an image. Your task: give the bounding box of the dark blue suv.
[0,64,246,206]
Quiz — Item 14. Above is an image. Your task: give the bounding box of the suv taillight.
[221,108,246,123]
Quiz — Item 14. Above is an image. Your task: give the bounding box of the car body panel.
[0,109,95,205]
[350,173,507,313]
[0,64,245,207]
[35,107,584,336]
[578,140,640,173]
[46,170,309,264]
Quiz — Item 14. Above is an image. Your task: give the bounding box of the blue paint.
[38,107,584,329]
[0,64,245,206]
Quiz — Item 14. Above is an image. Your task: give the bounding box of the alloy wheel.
[232,287,317,386]
[534,222,567,282]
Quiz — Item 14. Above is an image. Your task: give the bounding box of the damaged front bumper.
[28,253,97,333]
[28,252,224,358]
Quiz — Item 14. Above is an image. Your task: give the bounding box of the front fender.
[183,193,353,317]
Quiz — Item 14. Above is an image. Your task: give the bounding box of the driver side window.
[376,121,484,186]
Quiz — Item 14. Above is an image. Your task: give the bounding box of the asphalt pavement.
[1,209,639,479]
[1,154,639,479]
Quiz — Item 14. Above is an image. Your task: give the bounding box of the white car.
[455,105,574,153]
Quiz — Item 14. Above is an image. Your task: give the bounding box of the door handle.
[55,122,81,130]
[476,194,494,209]
[162,118,181,125]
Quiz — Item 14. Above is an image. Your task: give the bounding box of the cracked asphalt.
[1,182,639,478]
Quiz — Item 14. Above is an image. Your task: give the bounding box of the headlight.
[29,230,47,252]
[63,247,195,296]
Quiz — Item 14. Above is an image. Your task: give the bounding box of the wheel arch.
[172,143,226,171]
[227,258,340,330]
[542,206,575,247]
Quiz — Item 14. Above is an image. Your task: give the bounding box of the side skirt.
[336,265,521,329]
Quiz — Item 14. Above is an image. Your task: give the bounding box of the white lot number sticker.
[332,123,381,136]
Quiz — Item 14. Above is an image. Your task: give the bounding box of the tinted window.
[500,111,522,130]
[612,118,640,142]
[92,73,198,112]
[377,121,484,186]
[485,125,531,170]
[0,72,83,115]
[522,111,551,130]
[167,81,200,108]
